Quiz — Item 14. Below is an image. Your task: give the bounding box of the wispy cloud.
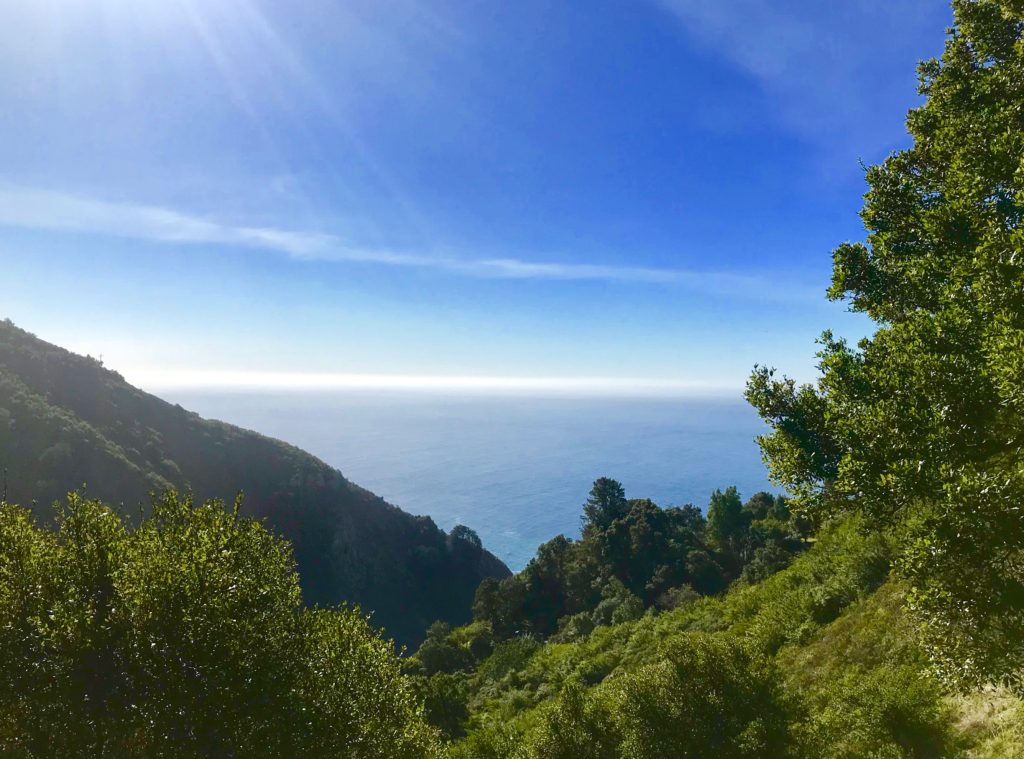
[0,185,333,257]
[0,184,811,298]
[653,1,947,152]
[656,0,818,82]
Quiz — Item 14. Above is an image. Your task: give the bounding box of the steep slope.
[413,516,1023,756]
[0,319,509,647]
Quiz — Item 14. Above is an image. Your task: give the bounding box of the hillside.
[410,516,1024,757]
[0,319,509,647]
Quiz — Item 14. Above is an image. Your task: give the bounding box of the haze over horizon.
[1,0,951,391]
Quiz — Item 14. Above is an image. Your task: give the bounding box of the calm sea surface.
[161,392,776,571]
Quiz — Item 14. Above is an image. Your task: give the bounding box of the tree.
[470,480,777,645]
[416,622,475,675]
[528,680,619,759]
[0,492,441,757]
[706,486,747,558]
[448,524,484,566]
[472,575,529,639]
[740,544,795,585]
[581,478,628,532]
[668,502,706,532]
[449,524,483,550]
[746,0,1024,692]
[743,491,788,522]
[473,577,502,623]
[686,548,726,596]
[520,535,574,636]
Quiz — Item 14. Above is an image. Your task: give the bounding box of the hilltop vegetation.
[466,480,803,644]
[0,319,508,647]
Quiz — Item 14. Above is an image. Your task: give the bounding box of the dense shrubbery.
[441,516,856,755]
[437,515,1021,757]
[401,477,810,750]
[470,635,790,759]
[539,636,789,758]
[0,492,440,757]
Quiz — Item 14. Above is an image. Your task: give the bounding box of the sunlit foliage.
[0,492,440,757]
[746,0,1024,691]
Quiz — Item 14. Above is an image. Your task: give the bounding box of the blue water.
[162,392,776,571]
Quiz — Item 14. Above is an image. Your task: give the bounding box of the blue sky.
[0,0,951,394]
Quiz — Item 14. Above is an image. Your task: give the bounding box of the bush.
[522,635,792,758]
[417,672,470,740]
[608,635,791,758]
[741,544,795,585]
[797,666,952,758]
[654,583,700,611]
[0,493,440,758]
[477,637,542,686]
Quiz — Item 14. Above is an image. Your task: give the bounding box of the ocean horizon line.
[124,369,748,398]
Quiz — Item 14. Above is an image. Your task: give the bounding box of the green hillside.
[0,319,509,647]
[412,514,1024,757]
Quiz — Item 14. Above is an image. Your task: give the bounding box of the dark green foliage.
[468,479,801,649]
[744,0,1024,691]
[741,544,796,585]
[743,491,789,522]
[581,478,628,532]
[685,547,727,595]
[416,672,470,740]
[707,486,745,556]
[0,320,509,646]
[0,492,440,757]
[450,524,483,550]
[653,583,700,611]
[590,578,643,626]
[415,622,476,676]
[403,620,501,738]
[474,635,543,686]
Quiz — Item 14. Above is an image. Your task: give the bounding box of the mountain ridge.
[0,318,509,647]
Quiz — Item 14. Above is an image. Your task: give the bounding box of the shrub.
[0,493,440,758]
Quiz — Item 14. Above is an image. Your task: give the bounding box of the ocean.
[161,392,776,571]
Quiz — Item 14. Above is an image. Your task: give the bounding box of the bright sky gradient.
[0,0,951,393]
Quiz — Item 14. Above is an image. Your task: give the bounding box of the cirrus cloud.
[0,183,818,300]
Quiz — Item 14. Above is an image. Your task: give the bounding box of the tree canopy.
[746,0,1024,692]
[410,478,801,682]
